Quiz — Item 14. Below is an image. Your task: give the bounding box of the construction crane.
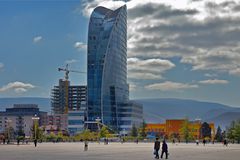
[58,64,86,114]
[58,64,85,81]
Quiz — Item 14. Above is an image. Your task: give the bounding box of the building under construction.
[51,79,87,114]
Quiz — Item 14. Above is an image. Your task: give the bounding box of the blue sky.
[1,0,240,107]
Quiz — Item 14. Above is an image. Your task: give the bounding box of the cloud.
[145,81,198,91]
[82,0,240,82]
[127,58,175,80]
[65,59,78,64]
[204,73,218,77]
[199,79,229,84]
[33,36,43,43]
[180,47,240,74]
[229,68,240,76]
[0,81,35,93]
[74,42,87,51]
[129,83,137,91]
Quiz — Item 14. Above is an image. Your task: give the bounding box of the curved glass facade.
[87,5,129,131]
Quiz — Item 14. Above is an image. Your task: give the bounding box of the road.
[0,142,239,160]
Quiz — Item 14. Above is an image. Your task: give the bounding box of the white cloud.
[74,42,87,51]
[0,81,35,93]
[129,83,137,91]
[229,68,240,76]
[145,81,198,91]
[65,59,78,64]
[181,47,240,74]
[82,0,240,83]
[199,79,229,84]
[127,58,175,80]
[204,73,218,77]
[33,36,43,43]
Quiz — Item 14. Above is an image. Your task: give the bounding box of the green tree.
[46,132,57,142]
[31,123,43,140]
[99,126,109,138]
[233,121,240,143]
[4,126,15,140]
[78,129,96,141]
[180,119,190,143]
[131,124,138,137]
[139,120,147,138]
[215,126,223,142]
[227,121,235,142]
[57,131,64,142]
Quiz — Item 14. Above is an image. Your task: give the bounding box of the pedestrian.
[84,140,88,151]
[172,139,175,144]
[154,137,160,159]
[212,140,215,144]
[196,139,199,145]
[161,140,168,159]
[34,139,37,147]
[203,139,206,146]
[17,139,20,145]
[136,138,139,144]
[223,139,228,146]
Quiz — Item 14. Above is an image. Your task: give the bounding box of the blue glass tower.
[87,5,128,131]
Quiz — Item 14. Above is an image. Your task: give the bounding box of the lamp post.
[6,118,12,143]
[95,117,101,143]
[32,114,40,140]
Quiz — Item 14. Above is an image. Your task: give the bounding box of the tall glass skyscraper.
[87,5,142,132]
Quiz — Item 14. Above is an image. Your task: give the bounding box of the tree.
[99,126,109,138]
[215,126,223,142]
[57,131,64,142]
[4,126,15,140]
[233,121,240,143]
[139,120,147,138]
[46,132,57,142]
[201,122,212,139]
[31,123,42,140]
[180,119,191,143]
[131,124,138,137]
[227,121,235,142]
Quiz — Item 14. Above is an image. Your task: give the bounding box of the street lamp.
[32,114,40,140]
[6,118,12,143]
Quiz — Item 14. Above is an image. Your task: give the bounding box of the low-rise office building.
[0,104,47,137]
[146,119,215,140]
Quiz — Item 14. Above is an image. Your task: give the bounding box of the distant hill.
[135,98,240,128]
[1,97,240,128]
[206,112,240,128]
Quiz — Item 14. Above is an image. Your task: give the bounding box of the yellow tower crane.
[58,64,85,114]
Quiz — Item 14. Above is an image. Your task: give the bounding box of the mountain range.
[0,97,240,129]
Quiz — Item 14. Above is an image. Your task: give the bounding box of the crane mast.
[57,64,85,114]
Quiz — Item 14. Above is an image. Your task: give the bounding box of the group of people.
[154,138,168,159]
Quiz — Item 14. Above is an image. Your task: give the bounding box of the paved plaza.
[0,142,240,160]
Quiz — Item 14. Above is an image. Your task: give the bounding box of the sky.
[0,0,240,107]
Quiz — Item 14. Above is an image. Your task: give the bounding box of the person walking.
[161,140,168,159]
[196,139,199,145]
[223,139,228,146]
[34,139,37,147]
[154,138,160,159]
[17,139,20,145]
[84,141,88,151]
[203,139,206,146]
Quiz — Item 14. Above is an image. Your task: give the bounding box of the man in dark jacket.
[154,138,160,159]
[161,140,168,159]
